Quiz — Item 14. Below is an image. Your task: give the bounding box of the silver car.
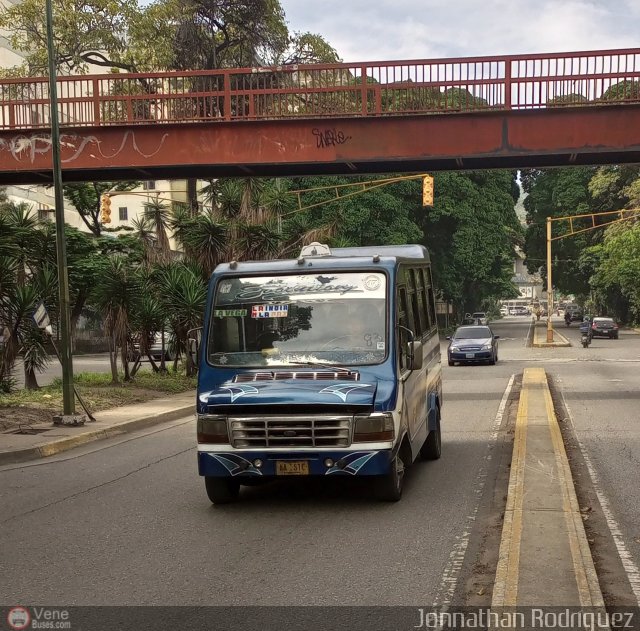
[471,311,488,325]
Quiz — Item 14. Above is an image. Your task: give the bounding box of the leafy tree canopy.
[0,0,339,76]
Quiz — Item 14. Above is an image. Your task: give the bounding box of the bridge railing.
[1,48,639,130]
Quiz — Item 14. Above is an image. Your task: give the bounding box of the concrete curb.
[492,368,605,607]
[0,404,195,466]
[543,379,605,607]
[532,321,572,347]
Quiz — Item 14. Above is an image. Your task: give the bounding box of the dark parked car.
[590,317,619,339]
[447,325,499,366]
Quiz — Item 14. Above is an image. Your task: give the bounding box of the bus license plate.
[466,353,475,359]
[276,461,309,475]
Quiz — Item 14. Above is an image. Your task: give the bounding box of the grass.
[0,368,197,414]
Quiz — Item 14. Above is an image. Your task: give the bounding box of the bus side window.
[397,285,410,371]
[414,267,429,337]
[407,268,424,338]
[424,268,437,331]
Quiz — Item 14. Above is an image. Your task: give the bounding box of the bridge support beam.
[1,106,640,184]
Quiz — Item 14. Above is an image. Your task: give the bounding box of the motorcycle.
[580,330,592,348]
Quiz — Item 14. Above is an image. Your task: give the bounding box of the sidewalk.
[532,319,571,348]
[0,391,195,466]
[492,368,604,608]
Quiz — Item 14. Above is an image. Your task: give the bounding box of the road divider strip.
[492,367,605,607]
[532,321,571,347]
[492,377,527,606]
[544,382,604,607]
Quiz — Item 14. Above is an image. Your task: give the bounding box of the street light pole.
[546,216,554,343]
[46,0,76,416]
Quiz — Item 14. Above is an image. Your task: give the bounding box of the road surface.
[1,317,639,610]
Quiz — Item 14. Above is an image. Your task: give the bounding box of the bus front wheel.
[375,454,404,502]
[205,477,240,504]
[421,410,442,460]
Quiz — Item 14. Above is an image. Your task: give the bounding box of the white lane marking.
[560,391,640,605]
[432,374,515,608]
[525,318,534,347]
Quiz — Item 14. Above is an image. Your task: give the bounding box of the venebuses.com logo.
[6,606,71,630]
[7,607,30,631]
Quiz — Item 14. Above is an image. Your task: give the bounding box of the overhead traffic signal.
[422,175,434,207]
[100,194,111,224]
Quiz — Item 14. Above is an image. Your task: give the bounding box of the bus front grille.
[229,415,351,448]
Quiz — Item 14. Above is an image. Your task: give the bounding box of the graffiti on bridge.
[0,130,169,164]
[312,128,352,149]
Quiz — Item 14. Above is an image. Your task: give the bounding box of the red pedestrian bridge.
[0,47,639,184]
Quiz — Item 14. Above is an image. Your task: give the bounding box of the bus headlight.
[197,414,229,444]
[353,413,394,442]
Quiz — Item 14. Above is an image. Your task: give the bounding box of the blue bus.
[195,243,443,503]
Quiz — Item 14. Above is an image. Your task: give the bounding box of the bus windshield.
[207,272,387,367]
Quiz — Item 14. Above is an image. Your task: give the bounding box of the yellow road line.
[492,379,528,607]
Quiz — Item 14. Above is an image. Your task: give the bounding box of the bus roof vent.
[299,242,331,257]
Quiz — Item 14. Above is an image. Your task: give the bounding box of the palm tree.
[0,202,51,390]
[200,177,292,262]
[93,256,141,383]
[2,201,39,283]
[234,221,282,261]
[130,216,157,266]
[143,198,172,264]
[178,212,228,278]
[130,294,165,375]
[156,262,207,376]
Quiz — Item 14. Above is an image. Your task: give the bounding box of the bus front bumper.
[197,449,392,478]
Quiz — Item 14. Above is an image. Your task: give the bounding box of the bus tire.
[205,477,240,504]
[375,454,404,502]
[421,411,442,460]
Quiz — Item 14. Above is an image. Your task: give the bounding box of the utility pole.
[46,0,79,421]
[546,217,554,343]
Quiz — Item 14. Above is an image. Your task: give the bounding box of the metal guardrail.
[1,48,639,129]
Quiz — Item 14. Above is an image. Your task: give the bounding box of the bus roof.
[211,244,431,276]
[313,244,430,260]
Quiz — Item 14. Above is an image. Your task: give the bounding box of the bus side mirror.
[187,327,203,368]
[407,340,423,371]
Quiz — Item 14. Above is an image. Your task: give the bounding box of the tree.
[0,202,51,389]
[93,256,141,383]
[409,171,521,314]
[142,198,172,263]
[63,182,139,237]
[589,221,640,322]
[0,0,142,75]
[279,175,423,257]
[155,262,207,376]
[173,212,228,278]
[523,167,598,298]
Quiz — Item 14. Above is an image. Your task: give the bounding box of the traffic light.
[422,175,434,207]
[100,194,111,224]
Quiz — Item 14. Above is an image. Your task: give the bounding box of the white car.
[471,311,488,325]
[499,306,509,316]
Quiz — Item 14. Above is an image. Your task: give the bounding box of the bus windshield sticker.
[364,275,381,291]
[216,273,385,305]
[214,309,247,317]
[251,304,289,318]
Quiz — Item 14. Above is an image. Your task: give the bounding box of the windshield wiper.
[289,360,354,374]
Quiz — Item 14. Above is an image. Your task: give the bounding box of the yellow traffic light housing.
[422,175,434,207]
[100,194,112,224]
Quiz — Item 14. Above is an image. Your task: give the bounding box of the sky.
[279,0,640,62]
